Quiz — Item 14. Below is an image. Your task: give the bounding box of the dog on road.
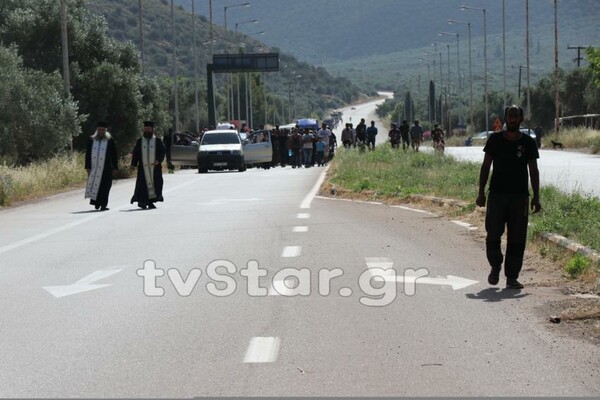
[551,140,564,150]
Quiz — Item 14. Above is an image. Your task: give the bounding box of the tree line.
[377,48,600,133]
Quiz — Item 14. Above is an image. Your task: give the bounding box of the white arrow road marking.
[243,337,281,363]
[365,257,478,290]
[384,274,479,290]
[451,220,478,230]
[43,269,123,298]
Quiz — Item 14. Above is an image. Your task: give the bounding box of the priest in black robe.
[85,121,118,211]
[130,121,166,209]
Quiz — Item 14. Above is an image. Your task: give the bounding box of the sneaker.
[506,279,524,289]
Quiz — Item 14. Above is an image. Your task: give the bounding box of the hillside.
[85,0,362,122]
[178,0,599,63]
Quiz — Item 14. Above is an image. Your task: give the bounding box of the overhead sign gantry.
[207,53,279,127]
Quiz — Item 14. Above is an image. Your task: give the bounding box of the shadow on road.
[465,287,530,302]
[70,210,101,214]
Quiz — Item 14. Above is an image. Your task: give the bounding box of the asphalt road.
[1,163,600,396]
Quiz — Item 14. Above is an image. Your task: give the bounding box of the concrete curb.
[407,194,469,208]
[406,193,600,263]
[541,232,600,263]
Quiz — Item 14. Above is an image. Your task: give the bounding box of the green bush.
[564,254,591,278]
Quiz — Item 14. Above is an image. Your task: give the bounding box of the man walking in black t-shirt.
[476,105,541,289]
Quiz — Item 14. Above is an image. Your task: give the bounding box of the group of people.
[386,120,445,152]
[340,118,379,151]
[270,123,336,168]
[85,120,165,211]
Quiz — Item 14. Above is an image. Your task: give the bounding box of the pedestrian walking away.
[366,120,378,150]
[317,122,332,163]
[130,121,166,210]
[410,120,423,152]
[476,105,541,289]
[341,123,355,149]
[85,121,118,211]
[431,123,445,153]
[163,128,174,173]
[355,118,367,146]
[388,123,401,149]
[399,120,410,151]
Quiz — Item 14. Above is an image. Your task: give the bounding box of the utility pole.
[138,0,145,74]
[171,0,180,132]
[192,0,199,133]
[525,0,531,124]
[502,0,507,107]
[554,0,560,135]
[567,45,591,67]
[60,0,72,151]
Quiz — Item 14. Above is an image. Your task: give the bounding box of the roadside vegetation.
[0,153,133,206]
[326,145,600,287]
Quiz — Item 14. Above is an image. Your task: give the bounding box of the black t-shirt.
[483,131,539,195]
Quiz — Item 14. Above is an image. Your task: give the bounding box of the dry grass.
[0,152,134,206]
[543,127,600,153]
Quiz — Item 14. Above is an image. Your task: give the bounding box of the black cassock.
[130,136,166,206]
[85,138,118,208]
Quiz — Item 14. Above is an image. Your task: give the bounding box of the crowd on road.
[341,118,445,153]
[269,122,337,168]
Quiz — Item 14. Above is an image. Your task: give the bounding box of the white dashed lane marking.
[281,246,302,258]
[292,226,309,232]
[243,337,281,363]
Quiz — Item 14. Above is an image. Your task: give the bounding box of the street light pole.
[439,32,460,91]
[245,30,265,129]
[554,0,560,136]
[171,0,179,132]
[235,19,258,126]
[138,0,145,75]
[224,2,250,122]
[502,0,507,107]
[462,5,488,133]
[192,0,199,133]
[526,0,531,123]
[449,19,473,132]
[224,2,250,30]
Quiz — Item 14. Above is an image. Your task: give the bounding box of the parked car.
[242,129,273,169]
[464,128,536,147]
[465,130,494,146]
[197,129,245,173]
[169,129,272,172]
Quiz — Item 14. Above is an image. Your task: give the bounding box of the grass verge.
[0,152,133,206]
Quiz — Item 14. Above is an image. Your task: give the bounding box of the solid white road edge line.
[300,166,329,209]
